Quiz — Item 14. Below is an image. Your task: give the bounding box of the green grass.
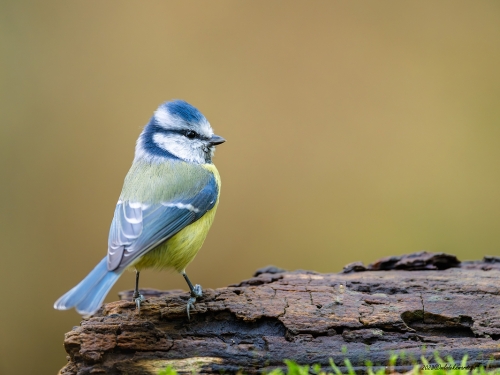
[158,352,500,375]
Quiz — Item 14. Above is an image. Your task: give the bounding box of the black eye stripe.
[152,125,206,140]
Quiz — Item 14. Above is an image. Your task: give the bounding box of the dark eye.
[185,130,197,139]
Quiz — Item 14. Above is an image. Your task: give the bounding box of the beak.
[209,134,226,146]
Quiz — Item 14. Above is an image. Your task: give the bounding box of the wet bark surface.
[59,252,500,374]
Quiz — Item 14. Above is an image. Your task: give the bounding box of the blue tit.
[54,100,225,318]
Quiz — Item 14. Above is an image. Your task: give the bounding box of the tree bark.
[59,252,500,374]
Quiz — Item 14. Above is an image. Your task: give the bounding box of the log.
[59,252,500,374]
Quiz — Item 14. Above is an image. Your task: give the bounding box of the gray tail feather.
[54,257,122,317]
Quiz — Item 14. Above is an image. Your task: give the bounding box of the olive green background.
[1,1,500,374]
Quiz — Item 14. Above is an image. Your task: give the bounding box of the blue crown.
[164,100,205,123]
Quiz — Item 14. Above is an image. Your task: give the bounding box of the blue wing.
[107,174,218,271]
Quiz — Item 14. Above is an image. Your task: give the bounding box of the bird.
[54,99,225,318]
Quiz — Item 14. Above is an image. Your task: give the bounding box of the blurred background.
[1,1,500,373]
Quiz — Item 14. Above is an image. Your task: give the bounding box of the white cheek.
[152,133,206,164]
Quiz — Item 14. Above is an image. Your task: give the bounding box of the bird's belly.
[132,204,218,272]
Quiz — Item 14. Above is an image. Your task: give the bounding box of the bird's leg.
[182,271,202,320]
[132,270,145,312]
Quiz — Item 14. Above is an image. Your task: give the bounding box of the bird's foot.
[186,284,202,320]
[133,293,145,313]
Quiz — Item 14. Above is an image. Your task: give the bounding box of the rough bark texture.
[59,252,500,374]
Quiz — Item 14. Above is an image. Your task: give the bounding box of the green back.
[119,160,213,203]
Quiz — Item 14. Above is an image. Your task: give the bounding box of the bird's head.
[135,100,225,164]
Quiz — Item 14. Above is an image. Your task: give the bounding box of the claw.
[134,294,145,313]
[186,297,196,320]
[186,284,203,320]
[191,284,202,298]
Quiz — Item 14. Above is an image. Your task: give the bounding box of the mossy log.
[59,252,500,374]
